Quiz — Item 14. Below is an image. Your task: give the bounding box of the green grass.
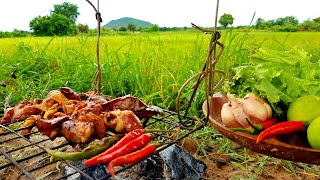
[1,30,320,179]
[2,31,320,108]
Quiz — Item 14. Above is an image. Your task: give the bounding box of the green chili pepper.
[231,118,279,135]
[231,124,264,135]
[46,134,123,161]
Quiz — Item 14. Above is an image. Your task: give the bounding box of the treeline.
[0,24,186,39]
[2,16,319,39]
[255,16,320,32]
[100,24,189,33]
[1,0,319,39]
[0,29,31,38]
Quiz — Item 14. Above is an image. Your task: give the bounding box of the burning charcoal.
[159,144,206,180]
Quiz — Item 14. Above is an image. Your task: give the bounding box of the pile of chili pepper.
[83,129,163,177]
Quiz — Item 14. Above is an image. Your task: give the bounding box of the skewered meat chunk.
[60,120,95,144]
[106,110,143,133]
[79,91,111,104]
[59,87,110,103]
[1,87,162,144]
[103,95,163,119]
[0,108,14,124]
[21,115,41,135]
[0,100,41,124]
[94,114,107,139]
[59,87,81,101]
[36,116,70,138]
[46,90,69,103]
[61,100,77,115]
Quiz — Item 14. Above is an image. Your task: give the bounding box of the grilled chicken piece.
[33,98,56,112]
[80,91,111,104]
[36,116,69,139]
[59,87,81,101]
[103,95,163,119]
[46,90,69,103]
[106,110,143,133]
[72,109,106,140]
[94,114,107,139]
[59,87,111,103]
[60,120,95,144]
[35,99,108,143]
[1,87,156,145]
[0,108,14,124]
[0,100,41,124]
[21,115,41,135]
[61,100,77,116]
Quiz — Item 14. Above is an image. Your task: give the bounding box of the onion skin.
[231,105,250,128]
[221,102,242,128]
[243,98,268,121]
[243,93,273,122]
[263,102,273,119]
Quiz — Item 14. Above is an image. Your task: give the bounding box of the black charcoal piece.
[159,144,206,180]
[63,144,206,180]
[62,160,108,180]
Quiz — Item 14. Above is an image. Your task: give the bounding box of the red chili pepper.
[97,133,153,165]
[262,118,277,129]
[256,121,304,143]
[107,144,156,177]
[83,129,144,166]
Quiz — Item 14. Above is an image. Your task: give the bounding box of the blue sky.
[1,0,319,31]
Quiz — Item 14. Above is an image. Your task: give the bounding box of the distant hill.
[104,17,153,28]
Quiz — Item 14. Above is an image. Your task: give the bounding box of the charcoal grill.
[0,0,224,179]
[0,110,206,180]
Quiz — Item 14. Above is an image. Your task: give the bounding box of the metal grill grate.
[0,110,205,180]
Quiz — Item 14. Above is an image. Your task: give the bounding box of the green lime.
[307,116,320,149]
[287,95,320,125]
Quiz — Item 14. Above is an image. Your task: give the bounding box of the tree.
[119,26,127,31]
[255,18,265,29]
[284,16,299,25]
[299,18,320,31]
[30,14,78,36]
[149,24,160,32]
[275,16,299,26]
[313,17,320,23]
[29,16,49,36]
[219,13,234,28]
[77,23,89,33]
[127,24,136,32]
[51,2,79,23]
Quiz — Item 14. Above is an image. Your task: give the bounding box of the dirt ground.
[179,138,320,180]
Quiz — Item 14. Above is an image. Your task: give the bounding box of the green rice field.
[1,30,320,179]
[1,30,319,106]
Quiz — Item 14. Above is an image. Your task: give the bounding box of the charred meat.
[0,100,41,124]
[103,95,163,119]
[1,87,162,144]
